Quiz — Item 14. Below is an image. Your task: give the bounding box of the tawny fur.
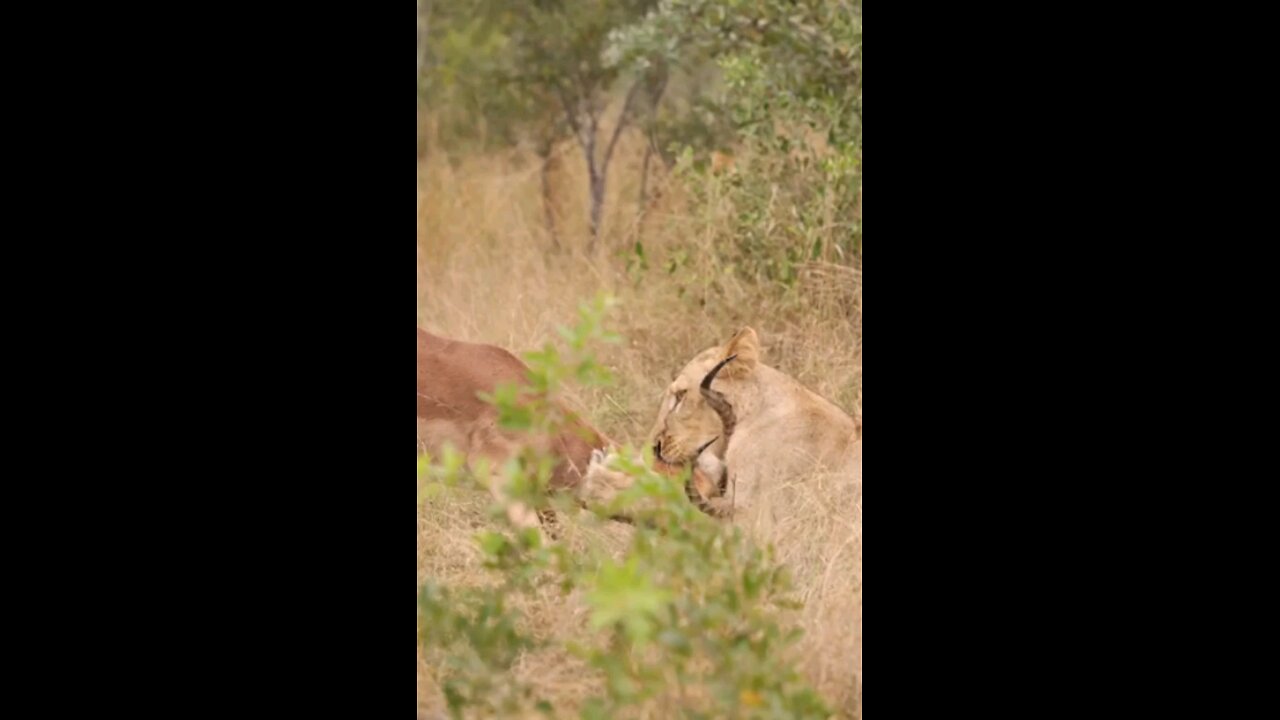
[649,327,858,517]
[581,355,737,519]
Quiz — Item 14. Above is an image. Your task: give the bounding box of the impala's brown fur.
[417,328,719,528]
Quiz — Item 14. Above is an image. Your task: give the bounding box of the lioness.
[580,354,738,517]
[651,326,862,715]
[650,326,858,516]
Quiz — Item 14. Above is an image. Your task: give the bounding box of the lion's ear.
[721,327,760,376]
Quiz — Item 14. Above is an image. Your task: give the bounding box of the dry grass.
[417,132,862,718]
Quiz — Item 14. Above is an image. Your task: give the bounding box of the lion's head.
[649,327,759,465]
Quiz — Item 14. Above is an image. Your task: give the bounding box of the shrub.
[417,294,830,719]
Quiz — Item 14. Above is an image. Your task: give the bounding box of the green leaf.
[657,629,691,654]
[581,698,609,720]
[478,531,509,558]
[586,558,672,643]
[497,405,534,430]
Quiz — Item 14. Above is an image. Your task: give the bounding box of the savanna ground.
[417,106,861,718]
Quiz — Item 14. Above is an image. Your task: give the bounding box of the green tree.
[609,0,863,283]
[419,0,666,252]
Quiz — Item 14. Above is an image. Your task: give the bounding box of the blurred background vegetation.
[417,2,861,717]
[418,0,860,267]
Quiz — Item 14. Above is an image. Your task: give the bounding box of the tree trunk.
[635,74,668,241]
[587,79,646,254]
[540,144,562,251]
[416,0,430,84]
[584,112,603,254]
[636,141,653,242]
[587,170,605,254]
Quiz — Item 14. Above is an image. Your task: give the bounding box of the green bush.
[610,0,862,289]
[417,294,830,719]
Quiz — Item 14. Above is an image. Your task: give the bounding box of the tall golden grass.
[417,127,862,718]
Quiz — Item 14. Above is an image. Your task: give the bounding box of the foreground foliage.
[417,295,829,719]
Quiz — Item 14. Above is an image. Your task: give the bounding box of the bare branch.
[601,78,646,175]
[556,87,588,153]
[649,72,669,110]
[586,108,600,172]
